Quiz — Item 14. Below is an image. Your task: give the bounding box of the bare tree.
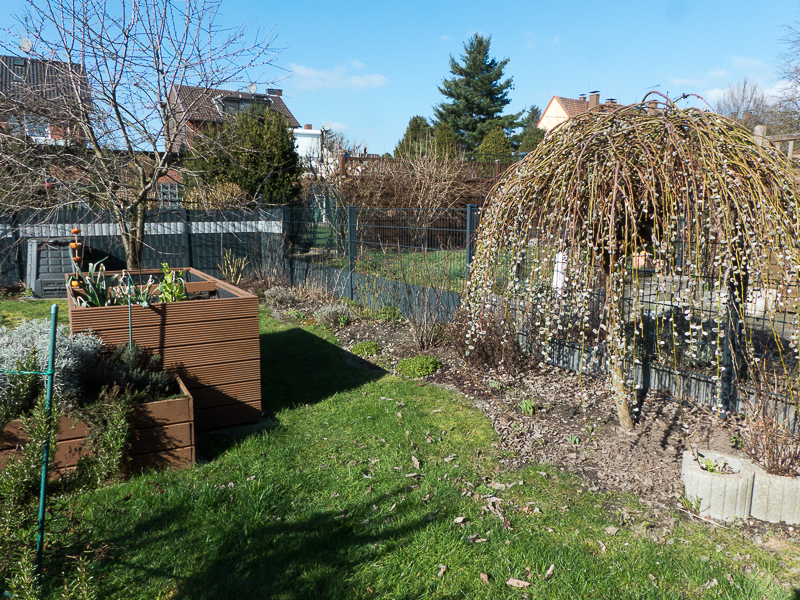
[714,78,770,131]
[1,0,280,269]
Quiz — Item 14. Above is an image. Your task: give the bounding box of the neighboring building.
[0,55,89,145]
[537,91,619,132]
[167,84,304,153]
[295,123,324,160]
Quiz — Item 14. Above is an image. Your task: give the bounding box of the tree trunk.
[606,260,635,431]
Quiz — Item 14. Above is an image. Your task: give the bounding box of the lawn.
[5,303,798,598]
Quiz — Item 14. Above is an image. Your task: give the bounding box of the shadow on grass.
[92,484,450,600]
[259,326,385,416]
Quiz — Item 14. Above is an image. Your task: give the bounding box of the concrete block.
[681,450,755,522]
[751,464,800,525]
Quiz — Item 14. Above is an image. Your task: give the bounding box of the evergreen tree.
[186,105,302,202]
[517,106,545,153]
[431,122,459,158]
[478,126,512,155]
[433,34,523,153]
[394,116,433,158]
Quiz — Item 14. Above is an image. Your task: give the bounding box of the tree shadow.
[259,327,385,417]
[90,484,444,599]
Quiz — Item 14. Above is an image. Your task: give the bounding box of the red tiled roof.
[169,84,299,128]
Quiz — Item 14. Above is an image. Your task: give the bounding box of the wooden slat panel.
[195,400,261,431]
[131,395,193,428]
[160,338,260,370]
[68,269,260,431]
[70,300,258,334]
[129,422,193,456]
[176,360,260,389]
[191,380,261,409]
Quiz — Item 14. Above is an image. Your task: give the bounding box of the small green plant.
[351,341,382,357]
[397,355,441,378]
[488,380,501,389]
[731,434,744,450]
[585,423,597,436]
[679,494,702,514]
[218,249,249,285]
[519,398,538,416]
[374,303,402,323]
[566,434,580,445]
[314,304,352,328]
[699,457,732,474]
[157,263,187,302]
[113,272,156,307]
[72,259,117,307]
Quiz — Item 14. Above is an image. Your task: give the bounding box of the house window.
[8,114,51,140]
[219,95,270,116]
[158,182,183,206]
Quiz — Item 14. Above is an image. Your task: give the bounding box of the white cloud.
[441,34,451,41]
[288,62,389,91]
[731,55,768,71]
[701,87,726,105]
[670,76,703,87]
[709,69,728,79]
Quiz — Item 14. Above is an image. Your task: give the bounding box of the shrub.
[373,303,402,323]
[351,341,382,357]
[397,355,441,378]
[448,307,526,375]
[314,304,352,328]
[263,286,298,305]
[0,320,102,422]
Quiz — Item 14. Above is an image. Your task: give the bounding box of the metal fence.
[1,205,282,291]
[4,198,796,428]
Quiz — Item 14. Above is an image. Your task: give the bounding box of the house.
[167,84,317,154]
[0,55,89,145]
[537,91,619,132]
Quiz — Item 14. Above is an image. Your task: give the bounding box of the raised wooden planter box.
[66,268,261,431]
[0,377,195,473]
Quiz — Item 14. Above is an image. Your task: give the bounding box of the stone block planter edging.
[680,450,755,522]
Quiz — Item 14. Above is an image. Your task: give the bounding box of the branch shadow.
[90,483,444,600]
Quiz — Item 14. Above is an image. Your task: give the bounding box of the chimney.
[589,91,600,109]
[304,124,312,130]
[267,88,282,97]
[647,100,658,116]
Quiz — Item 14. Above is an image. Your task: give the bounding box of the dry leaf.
[506,578,531,588]
[544,564,555,580]
[604,526,620,536]
[453,516,467,524]
[437,565,447,578]
[479,573,490,585]
[412,456,421,469]
[598,540,607,553]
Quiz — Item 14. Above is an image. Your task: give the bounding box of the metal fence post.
[465,204,477,280]
[347,205,357,300]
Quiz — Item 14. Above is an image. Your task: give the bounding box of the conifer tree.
[394,116,432,158]
[478,126,512,155]
[516,106,545,152]
[433,34,522,153]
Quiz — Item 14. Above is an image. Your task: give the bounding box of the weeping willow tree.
[464,95,800,431]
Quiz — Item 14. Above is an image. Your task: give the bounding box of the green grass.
[0,297,69,327]
[10,303,799,598]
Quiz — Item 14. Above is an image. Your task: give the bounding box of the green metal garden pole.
[35,303,58,576]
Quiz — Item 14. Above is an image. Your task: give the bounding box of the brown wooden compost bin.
[0,376,195,473]
[66,268,261,431]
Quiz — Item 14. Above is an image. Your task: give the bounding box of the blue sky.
[2,0,799,154]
